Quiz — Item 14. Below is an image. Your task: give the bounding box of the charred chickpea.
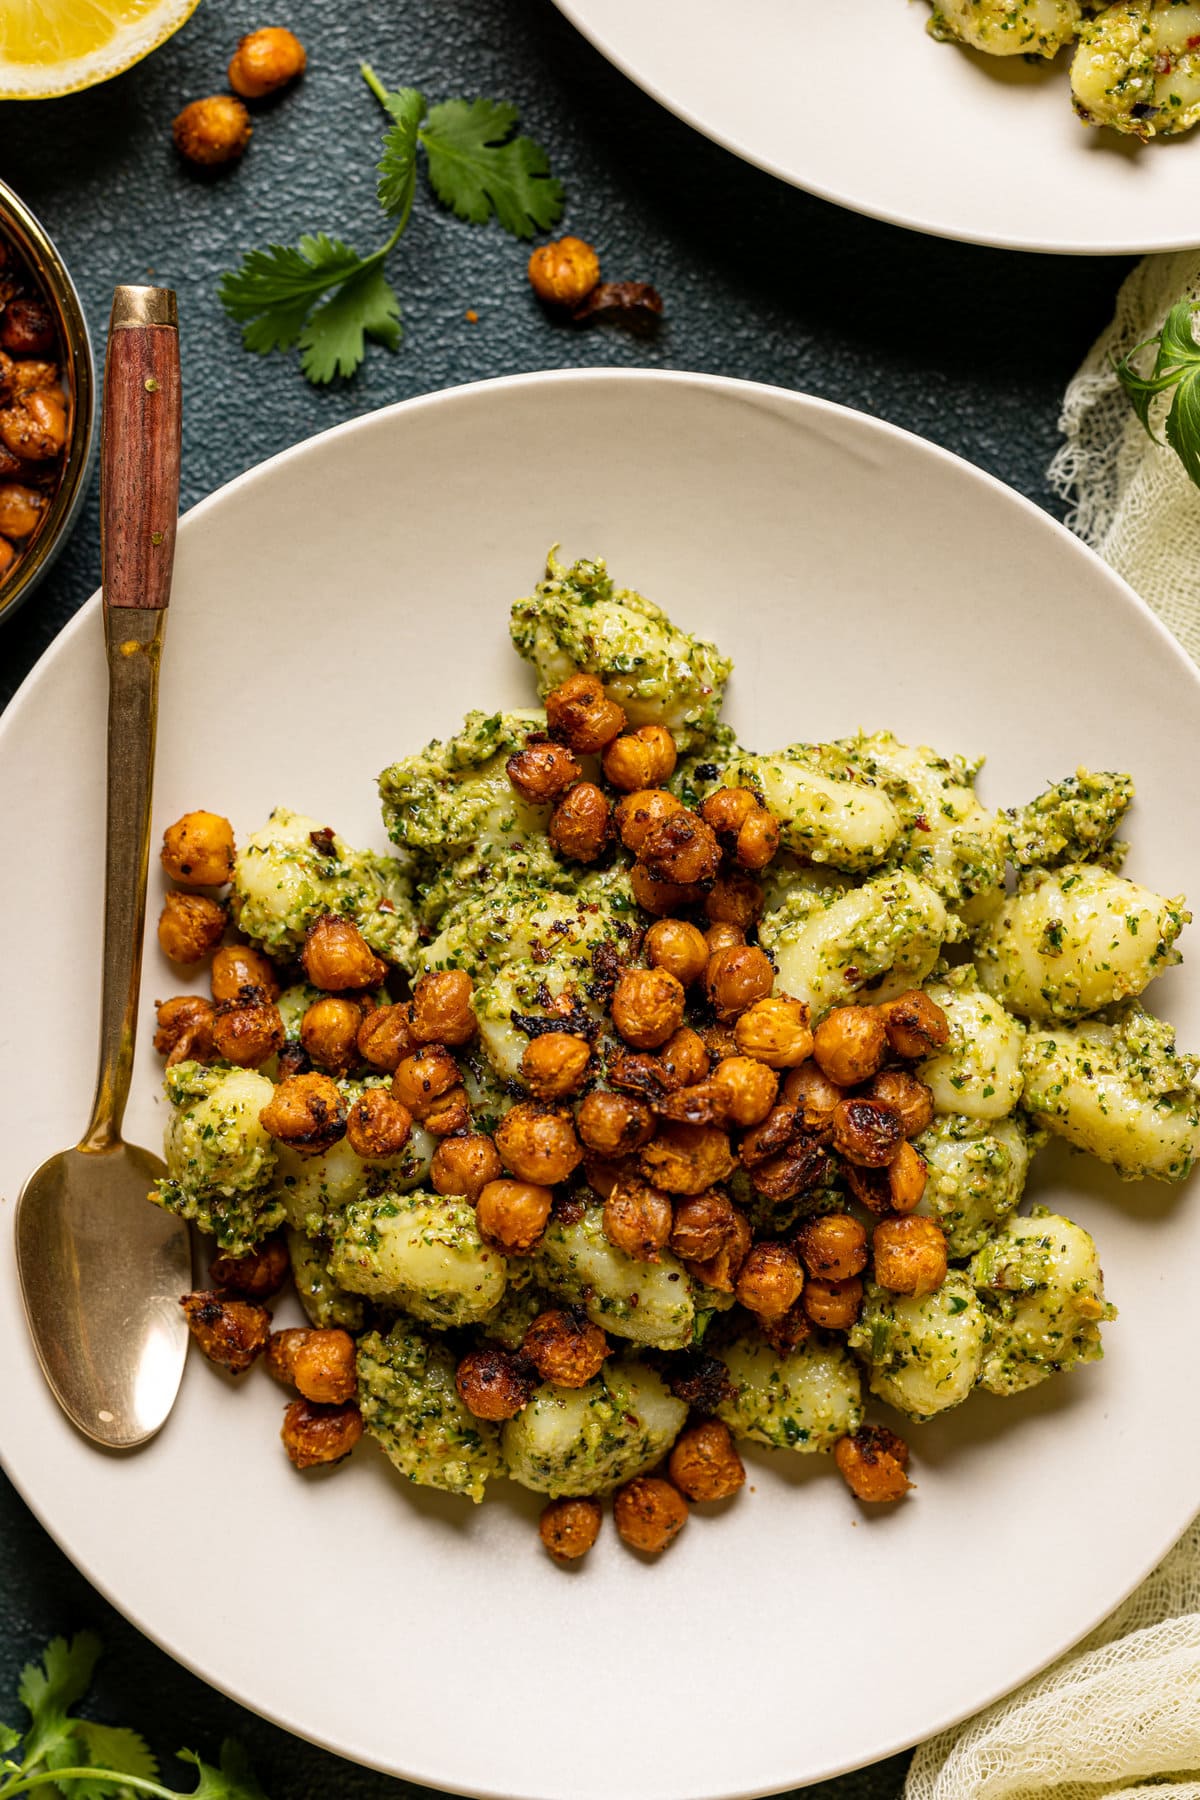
[735,1241,804,1320]
[812,1006,888,1087]
[346,1086,413,1159]
[759,1303,812,1357]
[300,996,362,1074]
[160,810,235,887]
[0,483,45,539]
[302,914,387,992]
[794,1213,868,1281]
[523,1309,609,1387]
[602,724,678,792]
[227,25,307,97]
[781,1060,844,1135]
[803,1275,863,1331]
[521,1032,592,1100]
[640,1120,736,1196]
[669,1189,736,1262]
[668,1419,745,1503]
[737,1100,798,1167]
[281,1397,363,1469]
[872,1216,948,1296]
[506,738,581,804]
[614,787,684,854]
[611,967,685,1050]
[628,861,702,917]
[832,1098,904,1169]
[582,1155,623,1200]
[357,1001,415,1072]
[885,1140,928,1214]
[422,1084,471,1136]
[700,787,780,871]
[705,870,764,929]
[153,994,215,1065]
[476,1179,554,1254]
[211,942,280,1003]
[681,1207,752,1293]
[158,891,226,964]
[705,943,774,1022]
[867,1068,935,1138]
[695,1022,738,1063]
[495,1101,583,1185]
[576,1089,655,1157]
[173,94,252,166]
[710,1055,779,1127]
[0,389,67,461]
[455,1346,534,1421]
[6,357,59,397]
[748,1138,830,1203]
[259,1071,345,1153]
[539,1495,603,1561]
[266,1327,357,1404]
[211,992,285,1067]
[603,1175,673,1261]
[638,810,721,887]
[209,1235,288,1298]
[834,1426,913,1504]
[545,671,625,751]
[410,968,476,1046]
[180,1291,270,1373]
[705,921,745,956]
[548,782,611,862]
[527,236,601,308]
[734,805,781,871]
[734,995,814,1069]
[614,1476,688,1554]
[430,1132,503,1201]
[659,1026,710,1089]
[877,989,950,1060]
[392,1044,460,1118]
[0,299,54,357]
[644,917,708,987]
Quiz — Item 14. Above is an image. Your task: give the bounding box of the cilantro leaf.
[420,97,564,238]
[19,1633,102,1767]
[218,236,370,354]
[375,84,425,221]
[76,1721,160,1786]
[299,261,401,383]
[1115,298,1200,488]
[0,1723,21,1754]
[177,1741,268,1800]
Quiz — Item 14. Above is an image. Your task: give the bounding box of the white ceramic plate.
[2,370,1199,1800]
[553,0,1200,254]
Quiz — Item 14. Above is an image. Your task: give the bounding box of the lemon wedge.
[0,0,201,100]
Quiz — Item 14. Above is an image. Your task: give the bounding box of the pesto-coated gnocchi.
[972,1211,1115,1395]
[358,1322,504,1502]
[915,1113,1041,1257]
[732,747,902,873]
[331,1191,508,1325]
[917,967,1026,1120]
[759,868,947,1019]
[502,1361,687,1496]
[715,1336,864,1452]
[930,0,1081,55]
[150,1060,283,1254]
[850,1273,986,1420]
[232,806,417,965]
[534,1204,729,1350]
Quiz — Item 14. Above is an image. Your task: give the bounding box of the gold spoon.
[15,285,192,1449]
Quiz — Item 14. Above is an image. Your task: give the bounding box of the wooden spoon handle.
[101,286,181,612]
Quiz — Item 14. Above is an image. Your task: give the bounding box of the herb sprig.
[218,64,564,385]
[1114,297,1200,489]
[0,1633,267,1800]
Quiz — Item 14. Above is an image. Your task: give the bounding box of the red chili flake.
[623,1413,639,1427]
[377,898,396,913]
[914,813,931,832]
[308,827,336,856]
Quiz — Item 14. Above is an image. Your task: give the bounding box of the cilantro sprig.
[219,64,564,384]
[1114,297,1200,489]
[0,1634,266,1800]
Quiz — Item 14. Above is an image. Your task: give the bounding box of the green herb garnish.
[1115,298,1200,489]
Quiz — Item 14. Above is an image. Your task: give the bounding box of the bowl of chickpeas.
[0,178,96,624]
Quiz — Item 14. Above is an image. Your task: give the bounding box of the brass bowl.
[0,178,96,626]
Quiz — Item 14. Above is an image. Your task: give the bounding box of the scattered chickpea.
[410,968,476,1046]
[302,913,387,991]
[527,236,601,309]
[507,738,581,804]
[266,1326,357,1404]
[180,1291,270,1373]
[611,967,685,1050]
[544,671,625,752]
[523,1309,609,1387]
[153,994,215,1066]
[614,787,684,854]
[628,861,701,916]
[576,1089,655,1157]
[476,1178,554,1254]
[614,1476,688,1554]
[539,1495,602,1561]
[812,1005,888,1086]
[209,1235,288,1299]
[259,1070,345,1153]
[710,1055,779,1127]
[211,993,284,1068]
[705,870,764,929]
[872,1216,948,1296]
[640,1121,736,1195]
[455,1346,534,1420]
[549,782,611,862]
[431,1133,503,1200]
[832,1098,904,1169]
[659,1025,710,1089]
[300,996,362,1074]
[867,1068,935,1138]
[877,989,950,1059]
[211,942,280,1003]
[495,1101,582,1186]
[644,917,708,987]
[735,1242,804,1320]
[834,1426,912,1504]
[521,1031,592,1099]
[281,1397,363,1469]
[794,1213,868,1281]
[734,995,813,1069]
[803,1275,863,1331]
[669,1189,736,1262]
[638,810,721,886]
[704,943,774,1022]
[603,1175,673,1261]
[680,1207,751,1293]
[392,1044,460,1118]
[602,724,677,792]
[228,26,307,99]
[345,1086,413,1159]
[668,1419,745,1503]
[173,94,253,166]
[160,810,235,887]
[781,1060,844,1135]
[357,1001,415,1071]
[157,890,226,964]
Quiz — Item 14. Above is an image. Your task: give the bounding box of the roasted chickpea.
[521,1032,592,1099]
[794,1213,868,1281]
[638,810,721,886]
[281,1397,363,1469]
[680,1207,752,1293]
[644,918,708,987]
[539,1495,603,1560]
[153,994,215,1065]
[523,1308,609,1386]
[0,535,14,579]
[669,1189,736,1262]
[602,724,678,792]
[4,356,58,397]
[506,738,581,803]
[158,891,226,964]
[614,787,685,854]
[737,1100,798,1167]
[603,1175,673,1261]
[695,1022,738,1062]
[0,389,66,460]
[549,782,611,862]
[759,1302,813,1357]
[577,1089,655,1157]
[431,1132,503,1200]
[885,1140,928,1213]
[357,1000,415,1071]
[345,1086,413,1159]
[749,1139,831,1202]
[180,1291,269,1373]
[527,236,601,308]
[228,25,307,98]
[173,94,253,166]
[628,861,702,917]
[582,1155,623,1201]
[834,1425,912,1504]
[545,671,625,751]
[209,1235,288,1298]
[704,943,774,1022]
[659,1026,710,1089]
[872,1216,948,1296]
[476,1178,554,1254]
[300,996,362,1074]
[455,1346,534,1421]
[266,1326,357,1404]
[211,942,280,1003]
[259,1070,345,1152]
[734,995,813,1069]
[812,1005,888,1086]
[831,1098,904,1169]
[640,1121,736,1195]
[878,989,950,1059]
[495,1101,583,1185]
[611,967,686,1050]
[803,1275,863,1330]
[302,914,387,992]
[211,992,285,1067]
[668,1419,745,1503]
[867,1068,935,1138]
[614,1475,688,1553]
[705,921,745,956]
[0,482,45,539]
[160,810,235,887]
[700,787,780,871]
[392,1044,459,1117]
[0,298,54,358]
[423,1083,471,1136]
[705,870,764,929]
[734,806,781,871]
[735,1242,804,1320]
[781,1060,844,1135]
[710,1055,779,1127]
[410,968,476,1046]
[700,786,758,840]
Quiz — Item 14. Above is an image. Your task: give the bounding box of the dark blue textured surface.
[0,1,1129,1791]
